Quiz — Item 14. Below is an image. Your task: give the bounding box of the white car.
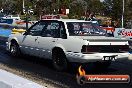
[2,15,21,20]
[6,19,130,71]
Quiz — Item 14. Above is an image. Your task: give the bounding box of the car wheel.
[95,61,111,69]
[10,42,21,57]
[52,49,68,71]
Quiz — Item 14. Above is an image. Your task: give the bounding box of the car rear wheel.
[52,49,68,71]
[10,42,21,57]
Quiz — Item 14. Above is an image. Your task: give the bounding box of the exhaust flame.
[78,65,86,76]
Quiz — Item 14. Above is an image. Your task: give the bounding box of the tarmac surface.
[0,37,132,88]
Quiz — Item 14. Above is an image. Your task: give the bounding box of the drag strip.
[0,38,132,88]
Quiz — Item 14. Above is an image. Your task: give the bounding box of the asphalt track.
[0,38,132,88]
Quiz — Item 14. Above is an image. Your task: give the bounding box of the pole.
[23,0,25,13]
[122,0,124,28]
[25,7,28,30]
[58,0,60,14]
[23,0,28,30]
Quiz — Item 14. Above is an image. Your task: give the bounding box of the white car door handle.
[52,41,55,42]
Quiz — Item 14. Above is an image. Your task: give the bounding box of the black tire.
[94,61,111,69]
[10,42,21,57]
[52,49,68,71]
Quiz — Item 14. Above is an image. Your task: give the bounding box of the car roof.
[41,19,94,23]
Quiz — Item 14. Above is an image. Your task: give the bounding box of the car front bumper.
[66,52,130,63]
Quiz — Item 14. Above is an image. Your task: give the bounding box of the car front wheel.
[10,42,21,57]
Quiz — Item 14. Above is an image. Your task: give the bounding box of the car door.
[36,20,65,59]
[20,21,46,56]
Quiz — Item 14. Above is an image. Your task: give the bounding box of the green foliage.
[103,0,132,27]
[112,0,122,20]
[0,0,131,27]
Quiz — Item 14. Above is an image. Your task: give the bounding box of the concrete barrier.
[128,54,132,60]
[0,69,46,88]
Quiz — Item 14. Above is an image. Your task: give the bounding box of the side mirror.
[23,31,28,35]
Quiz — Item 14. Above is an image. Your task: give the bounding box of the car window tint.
[42,22,60,37]
[29,21,46,36]
[67,22,106,36]
[50,23,59,29]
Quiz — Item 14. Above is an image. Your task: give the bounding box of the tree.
[103,0,113,16]
[102,0,122,27]
[82,0,103,15]
[125,0,132,19]
[112,0,122,21]
[68,0,87,18]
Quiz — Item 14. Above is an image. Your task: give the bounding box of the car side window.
[28,21,46,36]
[42,21,61,38]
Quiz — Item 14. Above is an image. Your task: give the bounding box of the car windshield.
[67,22,106,36]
